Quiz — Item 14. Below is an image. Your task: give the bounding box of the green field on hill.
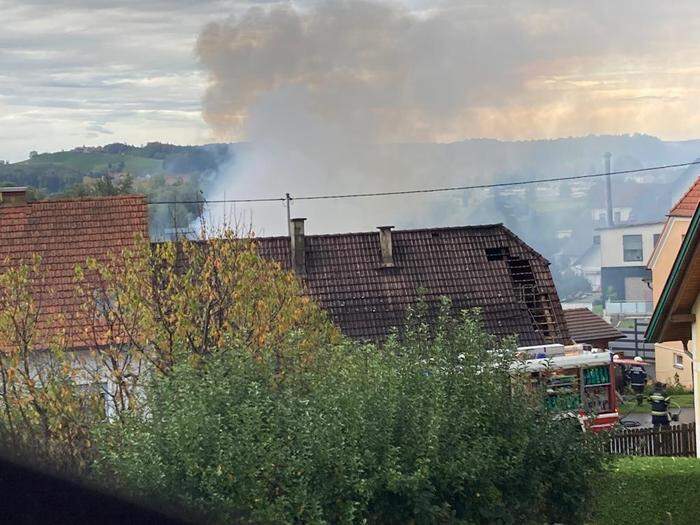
[20,151,164,177]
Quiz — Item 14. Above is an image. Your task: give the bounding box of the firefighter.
[627,357,647,406]
[649,382,671,428]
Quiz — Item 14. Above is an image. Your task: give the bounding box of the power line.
[147,159,700,206]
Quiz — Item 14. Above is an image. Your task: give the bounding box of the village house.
[646,178,700,387]
[0,187,148,348]
[253,219,571,346]
[0,188,149,408]
[645,199,700,456]
[598,221,664,308]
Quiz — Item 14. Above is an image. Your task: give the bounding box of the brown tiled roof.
[563,308,623,346]
[254,224,570,346]
[0,195,149,348]
[669,177,700,217]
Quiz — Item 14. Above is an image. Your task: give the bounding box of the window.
[614,211,621,223]
[593,235,600,245]
[623,234,643,262]
[653,234,661,247]
[674,353,684,369]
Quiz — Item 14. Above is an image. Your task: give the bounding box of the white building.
[598,221,664,303]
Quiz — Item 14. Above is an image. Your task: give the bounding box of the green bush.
[95,305,608,524]
[592,457,700,525]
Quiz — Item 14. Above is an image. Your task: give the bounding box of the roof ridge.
[668,176,700,217]
[253,223,506,241]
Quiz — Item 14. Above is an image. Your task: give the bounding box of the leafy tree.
[95,301,608,524]
[0,257,103,475]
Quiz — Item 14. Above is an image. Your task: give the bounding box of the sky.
[2,0,700,162]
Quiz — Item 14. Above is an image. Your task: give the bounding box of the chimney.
[290,218,306,274]
[0,187,27,206]
[378,226,395,267]
[604,152,614,227]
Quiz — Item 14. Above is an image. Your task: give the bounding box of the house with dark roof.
[0,187,149,349]
[253,218,570,346]
[562,308,623,349]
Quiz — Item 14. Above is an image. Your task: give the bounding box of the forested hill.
[0,142,234,235]
[0,142,232,197]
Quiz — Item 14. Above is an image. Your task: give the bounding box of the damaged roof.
[255,223,570,346]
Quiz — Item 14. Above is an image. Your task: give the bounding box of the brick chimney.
[290,218,306,274]
[378,226,395,267]
[0,187,27,206]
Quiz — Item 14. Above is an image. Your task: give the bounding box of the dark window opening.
[485,247,509,261]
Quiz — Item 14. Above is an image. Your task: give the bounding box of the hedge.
[592,457,700,525]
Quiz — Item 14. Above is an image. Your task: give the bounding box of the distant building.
[647,177,700,387]
[572,235,601,292]
[598,221,664,303]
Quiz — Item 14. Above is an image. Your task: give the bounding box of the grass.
[619,393,694,414]
[592,457,700,525]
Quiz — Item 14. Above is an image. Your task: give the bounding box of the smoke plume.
[195,0,700,235]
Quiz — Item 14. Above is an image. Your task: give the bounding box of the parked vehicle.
[514,344,618,432]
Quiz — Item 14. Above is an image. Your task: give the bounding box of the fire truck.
[514,344,619,432]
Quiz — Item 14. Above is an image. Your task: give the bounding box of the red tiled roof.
[669,177,700,217]
[563,308,624,346]
[0,195,149,348]
[254,224,570,346]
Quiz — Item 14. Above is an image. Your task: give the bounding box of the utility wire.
[147,159,700,205]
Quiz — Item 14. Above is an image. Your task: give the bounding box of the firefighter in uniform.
[627,357,647,406]
[649,382,671,428]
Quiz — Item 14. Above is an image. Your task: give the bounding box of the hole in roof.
[485,247,509,261]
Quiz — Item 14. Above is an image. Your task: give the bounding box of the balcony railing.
[605,301,653,315]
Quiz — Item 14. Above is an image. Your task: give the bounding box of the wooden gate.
[609,423,696,457]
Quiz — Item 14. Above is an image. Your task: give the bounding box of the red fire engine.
[515,344,619,432]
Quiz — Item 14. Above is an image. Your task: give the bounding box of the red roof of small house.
[0,193,149,348]
[669,177,700,217]
[253,224,571,346]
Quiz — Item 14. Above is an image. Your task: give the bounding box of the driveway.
[620,407,695,428]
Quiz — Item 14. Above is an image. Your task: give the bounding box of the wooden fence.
[609,423,696,457]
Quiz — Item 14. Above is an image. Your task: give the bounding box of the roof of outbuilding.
[563,308,624,346]
[254,224,570,346]
[669,177,700,217]
[0,195,149,348]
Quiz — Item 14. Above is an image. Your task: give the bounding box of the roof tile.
[0,195,148,348]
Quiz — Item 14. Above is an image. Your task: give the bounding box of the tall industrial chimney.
[378,226,395,267]
[604,152,614,227]
[290,218,306,274]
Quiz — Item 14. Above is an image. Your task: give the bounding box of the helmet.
[634,356,643,362]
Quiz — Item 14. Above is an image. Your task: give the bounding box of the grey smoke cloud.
[195,0,700,235]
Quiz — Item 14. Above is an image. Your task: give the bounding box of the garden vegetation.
[0,232,608,524]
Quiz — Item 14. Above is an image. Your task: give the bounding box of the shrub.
[592,457,700,525]
[96,303,608,524]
